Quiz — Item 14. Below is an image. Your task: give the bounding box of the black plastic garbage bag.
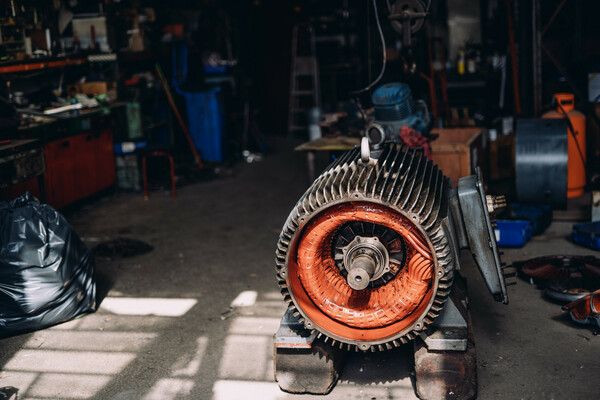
[0,193,95,336]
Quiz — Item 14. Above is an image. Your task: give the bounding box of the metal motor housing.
[366,82,430,146]
[276,141,510,352]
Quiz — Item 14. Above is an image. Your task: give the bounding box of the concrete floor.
[0,139,599,400]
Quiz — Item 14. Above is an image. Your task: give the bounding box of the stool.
[142,151,176,199]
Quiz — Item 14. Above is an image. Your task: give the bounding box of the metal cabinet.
[1,124,116,209]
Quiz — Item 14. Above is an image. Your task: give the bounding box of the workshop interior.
[0,1,599,399]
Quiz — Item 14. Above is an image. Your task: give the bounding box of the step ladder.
[288,24,321,137]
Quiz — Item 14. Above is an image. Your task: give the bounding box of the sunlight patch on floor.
[230,290,258,307]
[219,335,271,381]
[24,331,157,352]
[142,378,195,400]
[27,373,113,399]
[4,350,136,374]
[0,295,195,399]
[100,297,198,317]
[212,380,288,400]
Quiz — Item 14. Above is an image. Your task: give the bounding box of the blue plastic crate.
[114,141,148,155]
[572,221,600,250]
[510,203,552,235]
[203,64,230,75]
[494,220,533,247]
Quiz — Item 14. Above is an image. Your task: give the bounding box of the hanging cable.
[352,0,387,94]
[367,0,372,83]
[556,100,586,169]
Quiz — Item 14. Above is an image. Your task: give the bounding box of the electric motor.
[367,82,430,146]
[276,140,511,351]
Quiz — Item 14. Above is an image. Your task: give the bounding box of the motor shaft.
[347,254,377,290]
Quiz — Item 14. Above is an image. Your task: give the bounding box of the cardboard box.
[489,133,515,180]
[430,127,487,186]
[67,81,115,96]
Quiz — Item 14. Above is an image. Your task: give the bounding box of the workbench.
[295,136,361,182]
[0,139,46,200]
[0,109,116,208]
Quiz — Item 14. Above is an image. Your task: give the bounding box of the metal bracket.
[422,291,468,351]
[274,309,317,349]
[457,168,509,304]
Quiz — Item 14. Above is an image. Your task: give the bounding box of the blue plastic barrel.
[172,43,224,163]
[572,221,600,250]
[179,87,224,163]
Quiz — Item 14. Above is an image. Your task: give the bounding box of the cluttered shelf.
[16,105,109,139]
[0,56,87,74]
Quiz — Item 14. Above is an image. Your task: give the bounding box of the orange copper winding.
[289,202,434,340]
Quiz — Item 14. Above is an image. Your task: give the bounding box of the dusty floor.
[0,139,599,400]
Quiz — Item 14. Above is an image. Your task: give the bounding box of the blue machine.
[365,82,430,146]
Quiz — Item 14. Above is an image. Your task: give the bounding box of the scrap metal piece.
[562,289,600,329]
[546,285,590,303]
[517,255,600,282]
[515,255,600,302]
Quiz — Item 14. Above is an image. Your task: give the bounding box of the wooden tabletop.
[295,136,361,152]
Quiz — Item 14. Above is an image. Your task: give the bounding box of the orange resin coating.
[288,202,434,341]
